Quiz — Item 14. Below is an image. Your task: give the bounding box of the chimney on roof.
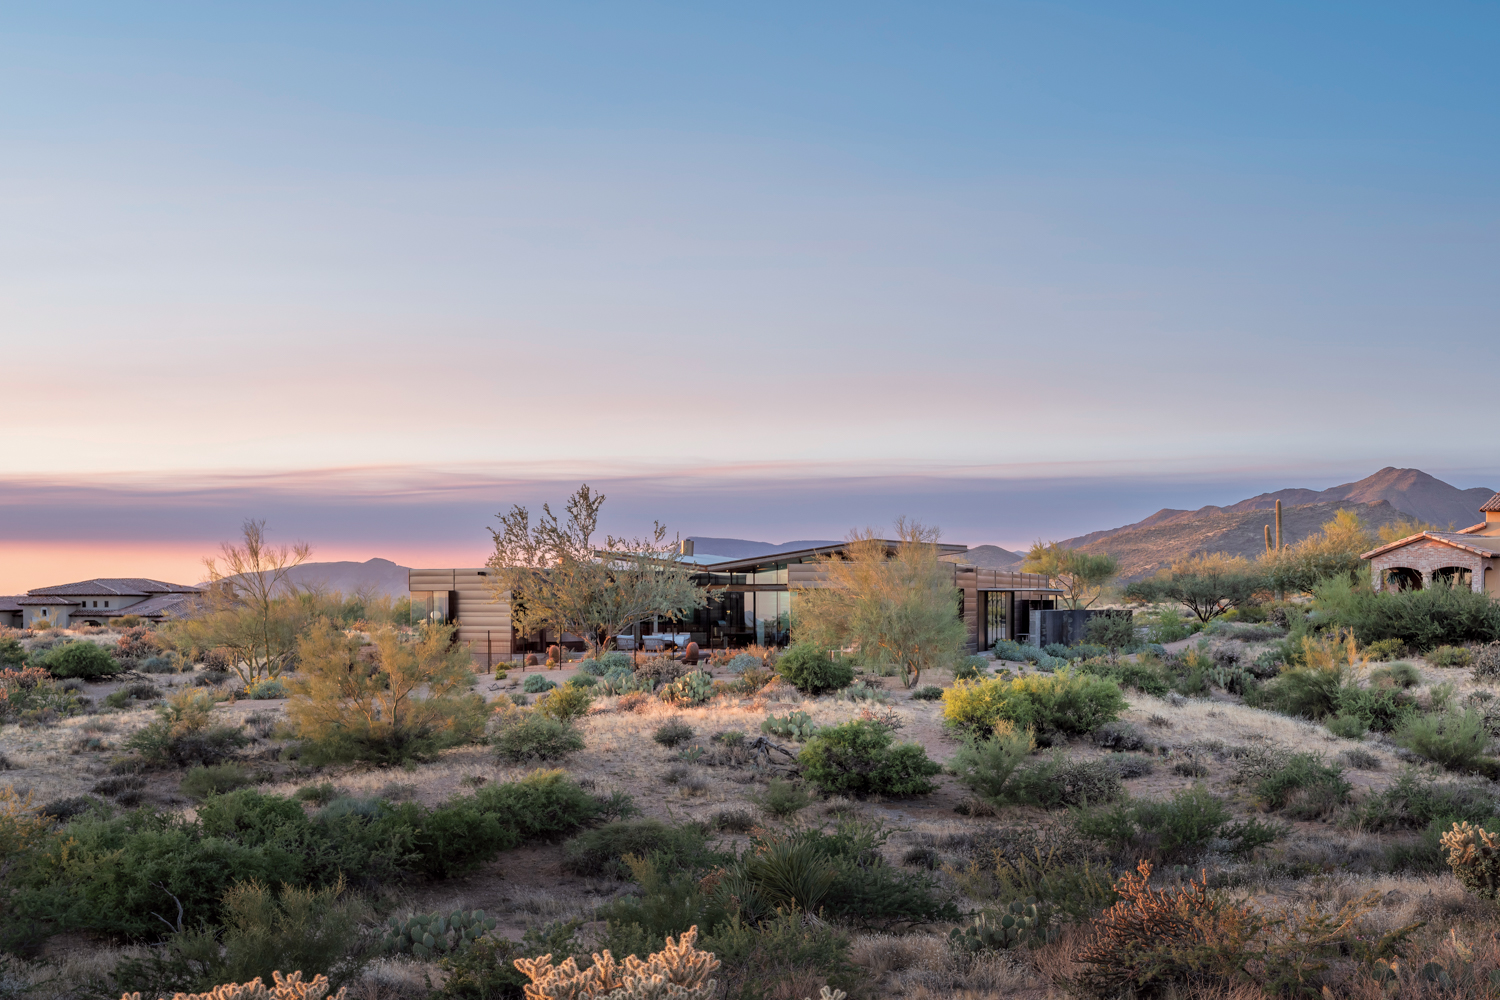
[1481,492,1500,524]
[680,539,695,557]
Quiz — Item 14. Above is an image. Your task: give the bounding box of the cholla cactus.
[119,970,347,1000]
[1442,822,1500,898]
[948,897,1054,953]
[660,670,714,705]
[385,909,497,958]
[513,925,719,1000]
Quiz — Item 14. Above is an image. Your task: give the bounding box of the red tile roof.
[1482,493,1500,512]
[0,596,22,612]
[17,595,81,606]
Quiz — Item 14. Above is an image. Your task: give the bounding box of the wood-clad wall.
[409,568,514,669]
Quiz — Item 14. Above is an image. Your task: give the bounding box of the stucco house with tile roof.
[1361,492,1500,595]
[16,578,202,629]
[0,596,22,629]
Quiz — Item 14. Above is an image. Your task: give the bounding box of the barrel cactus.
[948,898,1054,953]
[384,909,497,958]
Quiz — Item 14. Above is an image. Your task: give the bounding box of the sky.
[1,3,1498,591]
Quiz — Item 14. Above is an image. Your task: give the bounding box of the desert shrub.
[294,783,341,805]
[137,651,181,674]
[1364,637,1406,661]
[1370,661,1422,688]
[1110,754,1155,779]
[0,667,86,724]
[562,820,724,879]
[634,654,685,689]
[1336,684,1418,734]
[522,674,557,694]
[1429,644,1475,667]
[115,626,162,661]
[1318,579,1500,651]
[834,680,889,703]
[1004,754,1123,809]
[1326,715,1367,739]
[1084,612,1138,651]
[1080,658,1172,697]
[288,622,487,765]
[535,684,593,721]
[750,777,813,818]
[1091,720,1145,751]
[1254,753,1350,818]
[992,639,1039,663]
[1357,769,1498,834]
[909,685,943,701]
[724,652,761,674]
[1142,608,1195,644]
[1395,708,1491,772]
[949,721,1035,805]
[776,643,853,695]
[952,656,988,682]
[125,690,250,768]
[798,719,940,797]
[566,673,597,688]
[0,636,26,668]
[38,795,108,821]
[1073,785,1284,863]
[181,764,253,800]
[432,933,529,999]
[242,678,287,700]
[492,714,585,763]
[941,671,1126,736]
[653,718,695,748]
[1472,641,1500,680]
[40,641,123,680]
[206,881,365,990]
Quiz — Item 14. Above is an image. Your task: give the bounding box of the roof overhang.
[1361,531,1500,561]
[702,540,969,573]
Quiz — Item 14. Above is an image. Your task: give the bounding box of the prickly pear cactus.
[760,710,819,741]
[384,909,497,958]
[662,669,715,705]
[948,897,1054,953]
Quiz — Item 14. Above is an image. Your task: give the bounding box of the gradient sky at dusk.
[2,3,1497,592]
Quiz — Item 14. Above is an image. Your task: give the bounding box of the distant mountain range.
[209,557,413,599]
[1063,468,1494,580]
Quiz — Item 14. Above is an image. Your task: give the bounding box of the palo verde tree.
[1021,542,1118,609]
[793,519,968,688]
[286,619,487,763]
[1124,552,1266,623]
[170,519,312,683]
[484,484,706,657]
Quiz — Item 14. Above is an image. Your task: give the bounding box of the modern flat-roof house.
[14,579,203,629]
[411,542,1061,667]
[1361,493,1500,595]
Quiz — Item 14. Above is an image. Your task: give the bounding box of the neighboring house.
[412,542,1062,667]
[15,578,203,629]
[1360,493,1500,595]
[0,596,22,629]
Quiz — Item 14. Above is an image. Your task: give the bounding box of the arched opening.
[1433,566,1473,589]
[1385,567,1423,591]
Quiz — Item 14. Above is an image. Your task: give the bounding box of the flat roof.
[701,540,969,573]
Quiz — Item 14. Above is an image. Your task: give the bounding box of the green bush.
[949,725,1035,805]
[1336,684,1418,733]
[1326,715,1367,739]
[1073,785,1284,862]
[431,934,529,999]
[651,718,695,748]
[776,643,853,694]
[1364,637,1406,661]
[1428,645,1475,668]
[492,714,585,763]
[798,719,940,797]
[1003,754,1123,809]
[565,673,597,688]
[952,656,988,682]
[1370,662,1422,688]
[242,679,288,700]
[941,671,1126,736]
[534,684,593,721]
[1395,709,1491,772]
[181,764,253,800]
[522,674,556,694]
[40,641,124,680]
[125,694,250,769]
[909,685,944,701]
[750,777,813,818]
[562,820,725,879]
[1085,613,1138,651]
[1253,753,1350,818]
[1082,658,1171,697]
[993,639,1039,664]
[1355,769,1498,831]
[1316,579,1500,651]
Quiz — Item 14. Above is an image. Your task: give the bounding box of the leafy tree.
[169,520,312,683]
[484,484,706,657]
[793,519,967,688]
[1124,552,1265,623]
[1260,509,1375,595]
[1021,542,1118,609]
[286,620,486,763]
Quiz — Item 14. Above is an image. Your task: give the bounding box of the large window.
[410,591,450,625]
[983,591,1009,646]
[747,590,792,646]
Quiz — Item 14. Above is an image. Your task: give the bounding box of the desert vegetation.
[8,509,1500,999]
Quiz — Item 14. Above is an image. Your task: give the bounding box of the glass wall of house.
[691,561,793,648]
[410,590,450,625]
